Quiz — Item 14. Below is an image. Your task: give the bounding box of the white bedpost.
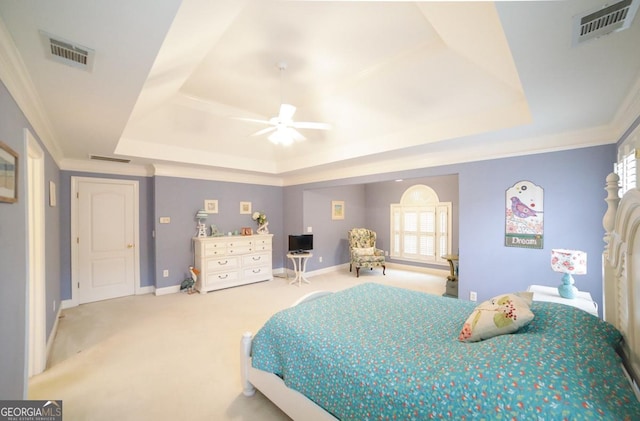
[241,332,256,396]
[602,172,620,323]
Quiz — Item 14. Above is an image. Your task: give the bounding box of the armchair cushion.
[352,247,375,256]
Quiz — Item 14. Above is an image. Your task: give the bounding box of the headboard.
[603,172,640,390]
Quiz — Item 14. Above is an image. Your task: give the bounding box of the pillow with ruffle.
[459,292,534,342]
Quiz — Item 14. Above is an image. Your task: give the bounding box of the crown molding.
[0,16,63,164]
[152,164,284,186]
[281,125,617,186]
[59,158,154,177]
[613,72,640,141]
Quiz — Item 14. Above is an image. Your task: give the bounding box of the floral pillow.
[459,292,534,342]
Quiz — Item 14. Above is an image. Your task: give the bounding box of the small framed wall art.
[204,199,218,214]
[241,227,253,236]
[331,200,345,220]
[49,181,57,207]
[0,141,18,203]
[240,201,252,214]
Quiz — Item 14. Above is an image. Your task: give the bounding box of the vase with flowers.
[252,211,269,234]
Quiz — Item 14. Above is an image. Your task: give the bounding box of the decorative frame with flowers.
[240,201,252,214]
[204,199,218,214]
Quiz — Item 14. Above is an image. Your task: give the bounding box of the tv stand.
[287,252,312,286]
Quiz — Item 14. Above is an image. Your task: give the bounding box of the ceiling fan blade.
[291,121,332,130]
[251,127,277,137]
[279,103,296,122]
[233,117,272,125]
[289,128,306,142]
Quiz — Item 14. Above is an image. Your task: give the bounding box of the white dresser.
[193,234,273,293]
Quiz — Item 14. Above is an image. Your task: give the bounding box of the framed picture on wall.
[49,181,57,207]
[331,200,345,220]
[240,201,252,214]
[504,180,544,249]
[204,199,218,214]
[0,141,18,203]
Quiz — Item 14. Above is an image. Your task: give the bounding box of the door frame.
[26,129,46,377]
[70,176,141,307]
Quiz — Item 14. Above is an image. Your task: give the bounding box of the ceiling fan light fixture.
[268,127,294,146]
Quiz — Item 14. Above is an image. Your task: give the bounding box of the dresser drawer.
[242,265,271,281]
[204,256,239,273]
[251,237,272,250]
[242,252,271,267]
[227,245,253,255]
[204,270,240,287]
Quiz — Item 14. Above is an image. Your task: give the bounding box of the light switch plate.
[159,217,170,224]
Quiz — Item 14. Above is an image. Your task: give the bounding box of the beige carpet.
[29,266,446,421]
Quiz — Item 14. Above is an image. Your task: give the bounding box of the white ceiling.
[1,0,639,185]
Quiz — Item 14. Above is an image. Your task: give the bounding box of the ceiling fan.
[238,62,331,146]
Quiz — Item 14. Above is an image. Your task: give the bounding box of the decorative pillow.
[352,247,375,256]
[459,292,534,342]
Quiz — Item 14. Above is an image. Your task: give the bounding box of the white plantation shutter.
[616,149,637,196]
[390,186,452,264]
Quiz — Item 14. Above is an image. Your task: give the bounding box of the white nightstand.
[527,284,598,317]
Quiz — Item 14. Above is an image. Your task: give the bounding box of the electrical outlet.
[159,217,171,224]
[307,226,313,233]
[469,291,477,302]
[385,250,389,256]
[319,256,323,263]
[53,300,56,312]
[163,270,169,277]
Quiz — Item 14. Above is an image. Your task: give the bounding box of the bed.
[241,176,640,420]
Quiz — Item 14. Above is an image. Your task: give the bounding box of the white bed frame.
[603,173,640,394]
[240,174,640,419]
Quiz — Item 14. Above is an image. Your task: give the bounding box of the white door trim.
[26,129,46,378]
[70,176,140,306]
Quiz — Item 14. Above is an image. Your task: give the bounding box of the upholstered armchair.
[348,228,386,277]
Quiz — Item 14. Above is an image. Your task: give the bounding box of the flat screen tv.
[288,234,313,253]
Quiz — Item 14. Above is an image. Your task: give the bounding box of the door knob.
[127,244,134,248]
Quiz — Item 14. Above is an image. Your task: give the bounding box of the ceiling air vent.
[90,155,131,164]
[573,0,639,45]
[39,31,95,72]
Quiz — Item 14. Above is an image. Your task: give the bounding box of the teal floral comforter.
[251,283,640,420]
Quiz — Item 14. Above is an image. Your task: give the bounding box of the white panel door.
[77,179,137,304]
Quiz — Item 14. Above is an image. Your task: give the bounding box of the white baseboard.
[45,306,63,368]
[155,285,181,296]
[385,261,448,277]
[136,285,155,295]
[61,299,76,309]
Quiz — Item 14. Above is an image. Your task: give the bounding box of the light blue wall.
[0,82,61,399]
[153,176,284,288]
[458,145,614,309]
[301,185,366,272]
[284,145,614,313]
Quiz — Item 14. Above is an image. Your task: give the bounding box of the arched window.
[390,185,452,265]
